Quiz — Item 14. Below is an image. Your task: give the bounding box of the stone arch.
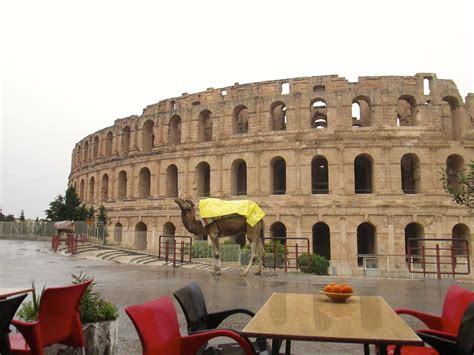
[196,162,211,197]
[401,153,421,194]
[231,159,247,196]
[117,170,127,200]
[77,145,82,166]
[313,222,330,260]
[105,131,113,158]
[135,222,147,250]
[352,96,371,127]
[357,222,376,266]
[166,164,178,197]
[354,154,373,194]
[93,136,99,160]
[443,96,462,140]
[198,110,212,142]
[271,156,286,195]
[163,222,176,236]
[270,221,287,245]
[405,222,424,262]
[310,98,327,129]
[83,141,89,162]
[445,154,465,193]
[452,223,470,255]
[88,176,95,203]
[311,156,329,194]
[142,119,155,152]
[169,115,181,144]
[80,179,85,201]
[271,101,287,131]
[397,95,417,126]
[114,222,122,243]
[233,105,249,134]
[138,167,151,199]
[101,174,109,201]
[121,126,130,155]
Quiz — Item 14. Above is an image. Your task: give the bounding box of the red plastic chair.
[9,281,91,355]
[125,296,255,355]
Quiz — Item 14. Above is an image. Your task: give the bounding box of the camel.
[175,198,265,276]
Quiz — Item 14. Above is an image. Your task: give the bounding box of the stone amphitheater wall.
[69,73,474,278]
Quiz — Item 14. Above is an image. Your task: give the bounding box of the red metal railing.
[264,237,310,272]
[158,235,193,267]
[407,238,470,279]
[66,233,78,255]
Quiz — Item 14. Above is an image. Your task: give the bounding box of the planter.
[45,319,118,355]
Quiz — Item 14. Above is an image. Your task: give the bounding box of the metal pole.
[436,244,441,280]
[295,243,299,271]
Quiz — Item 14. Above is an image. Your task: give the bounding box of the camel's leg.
[241,238,257,276]
[255,235,264,276]
[210,233,222,276]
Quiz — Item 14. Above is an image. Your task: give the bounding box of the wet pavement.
[1,239,473,354]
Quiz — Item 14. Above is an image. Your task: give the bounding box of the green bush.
[298,253,329,275]
[17,281,44,321]
[192,241,213,258]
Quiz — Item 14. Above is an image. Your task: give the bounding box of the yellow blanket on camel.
[198,198,265,227]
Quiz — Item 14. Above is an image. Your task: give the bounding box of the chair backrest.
[0,294,27,355]
[441,285,474,334]
[458,302,474,355]
[38,281,91,347]
[125,296,182,355]
[173,282,209,332]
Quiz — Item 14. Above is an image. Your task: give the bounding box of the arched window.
[114,222,122,243]
[397,95,417,126]
[452,224,470,256]
[231,159,247,196]
[117,170,127,200]
[354,154,373,194]
[93,136,99,160]
[163,222,176,237]
[405,223,424,263]
[101,174,109,201]
[169,115,181,144]
[445,154,465,193]
[198,110,212,142]
[121,126,130,155]
[142,120,155,152]
[311,156,329,194]
[196,162,211,197]
[310,99,327,129]
[443,96,461,140]
[313,222,330,260]
[139,167,151,199]
[357,223,376,267]
[105,131,113,158]
[88,176,95,203]
[83,141,89,162]
[80,179,85,201]
[166,164,178,197]
[271,157,286,195]
[233,105,249,134]
[401,154,421,194]
[270,222,287,245]
[135,222,147,250]
[352,97,371,127]
[271,101,287,131]
[77,145,82,166]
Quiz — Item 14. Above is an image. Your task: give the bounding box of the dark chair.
[0,294,27,355]
[125,296,255,355]
[174,282,269,354]
[9,281,91,355]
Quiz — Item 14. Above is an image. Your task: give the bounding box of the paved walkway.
[1,239,473,354]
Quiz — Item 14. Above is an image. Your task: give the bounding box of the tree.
[19,210,25,221]
[86,206,95,219]
[45,186,89,221]
[97,205,107,224]
[441,161,474,208]
[0,213,15,222]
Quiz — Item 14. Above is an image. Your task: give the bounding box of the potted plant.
[17,273,119,355]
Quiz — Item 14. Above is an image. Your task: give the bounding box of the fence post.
[451,245,456,278]
[295,244,299,272]
[173,239,177,267]
[284,244,288,273]
[436,244,441,280]
[180,241,184,263]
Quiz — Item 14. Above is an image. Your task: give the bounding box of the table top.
[242,293,423,346]
[0,288,33,299]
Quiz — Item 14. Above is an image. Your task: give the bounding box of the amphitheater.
[70,73,474,278]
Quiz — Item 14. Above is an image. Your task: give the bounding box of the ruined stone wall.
[69,73,474,278]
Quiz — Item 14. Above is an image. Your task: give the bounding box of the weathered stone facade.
[69,73,474,277]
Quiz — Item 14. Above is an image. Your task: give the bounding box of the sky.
[1,0,473,219]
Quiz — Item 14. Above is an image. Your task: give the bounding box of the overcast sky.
[1,0,473,219]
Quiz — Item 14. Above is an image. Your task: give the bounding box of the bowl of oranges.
[320,282,355,302]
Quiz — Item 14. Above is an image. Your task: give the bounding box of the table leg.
[364,344,370,355]
[378,344,388,355]
[285,339,291,355]
[271,339,282,355]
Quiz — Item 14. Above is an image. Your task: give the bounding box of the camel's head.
[174,197,195,212]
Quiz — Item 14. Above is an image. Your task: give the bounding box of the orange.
[324,285,333,293]
[342,285,353,293]
[332,285,342,293]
